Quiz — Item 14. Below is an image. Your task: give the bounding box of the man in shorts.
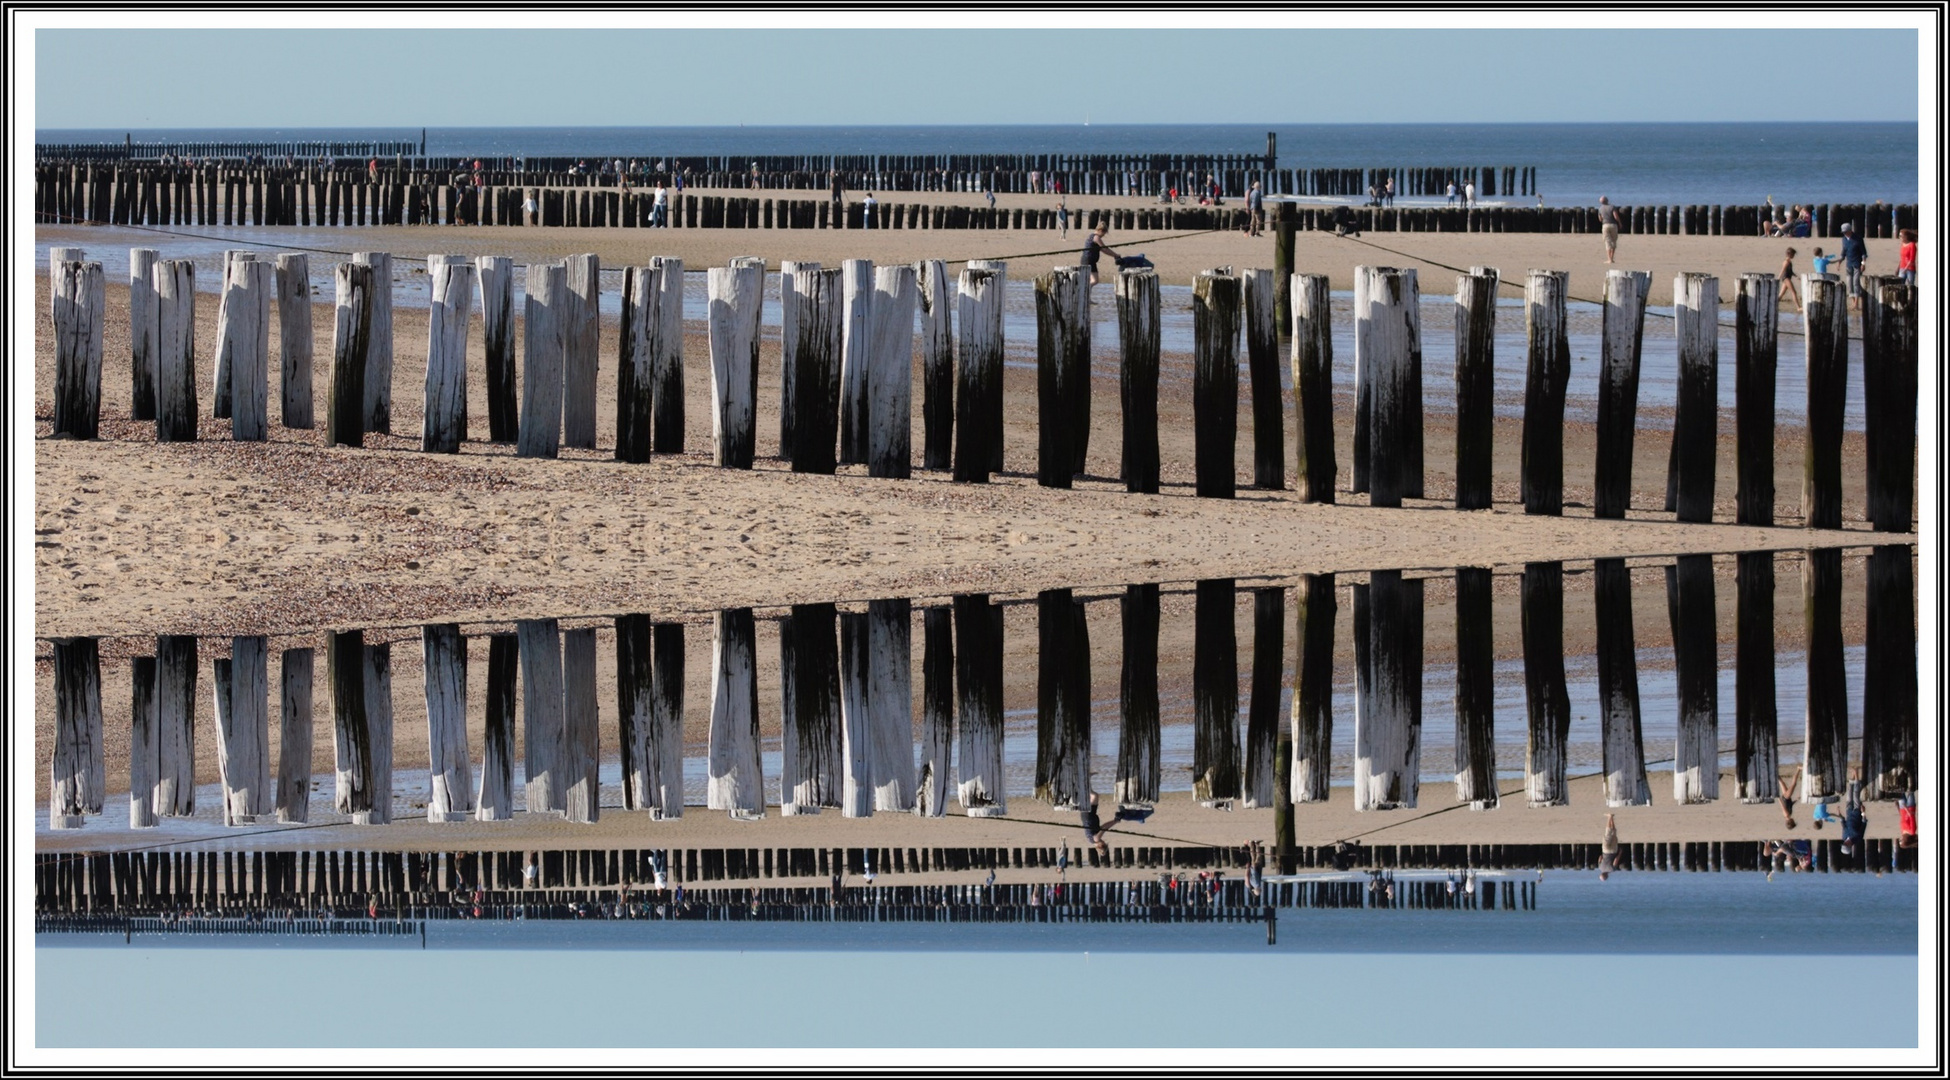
[1598,196,1621,265]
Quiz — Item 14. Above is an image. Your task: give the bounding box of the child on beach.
[1898,229,1916,285]
[1778,248,1802,311]
[1811,247,1837,277]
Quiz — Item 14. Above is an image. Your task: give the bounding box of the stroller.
[1115,253,1154,270]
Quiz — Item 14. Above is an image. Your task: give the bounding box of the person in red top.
[1898,229,1917,285]
[1897,791,1917,849]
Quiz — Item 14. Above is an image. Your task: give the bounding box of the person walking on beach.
[1058,197,1069,238]
[1445,181,1457,206]
[1083,222,1119,286]
[1383,176,1395,207]
[1897,229,1917,285]
[652,183,668,228]
[1464,180,1476,207]
[863,192,878,230]
[1598,196,1621,264]
[1838,221,1869,309]
[1778,248,1802,311]
[1246,181,1264,236]
[1598,814,1620,880]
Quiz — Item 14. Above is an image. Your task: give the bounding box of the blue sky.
[31,25,1922,128]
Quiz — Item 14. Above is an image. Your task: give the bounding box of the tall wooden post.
[777,260,817,462]
[274,253,313,429]
[1592,270,1649,518]
[130,248,159,422]
[1521,270,1570,515]
[1192,269,1241,499]
[707,260,763,468]
[213,636,270,824]
[517,261,565,458]
[617,265,654,463]
[1291,274,1335,503]
[839,610,874,818]
[1801,274,1846,528]
[1358,266,1421,507]
[1193,579,1242,806]
[1735,273,1779,525]
[1667,554,1720,803]
[517,618,565,816]
[649,256,686,454]
[1666,273,1719,522]
[1117,268,1161,493]
[1273,202,1298,339]
[422,256,475,452]
[50,638,104,828]
[222,258,273,441]
[867,598,916,811]
[648,623,686,819]
[1243,268,1283,489]
[1117,583,1161,808]
[617,614,654,812]
[561,253,600,450]
[791,267,843,474]
[422,624,473,821]
[1355,571,1422,810]
[1453,268,1499,509]
[1292,573,1335,803]
[839,259,875,465]
[477,633,516,821]
[129,654,158,828]
[350,252,393,434]
[211,250,251,420]
[968,260,1009,473]
[562,627,600,824]
[1802,548,1848,803]
[276,647,313,824]
[917,259,954,470]
[154,259,198,442]
[868,264,917,479]
[1863,545,1916,797]
[478,256,517,444]
[1522,562,1570,807]
[954,265,1004,482]
[154,636,197,818]
[708,608,763,819]
[1037,266,1087,488]
[1594,559,1649,806]
[1454,567,1498,808]
[781,604,841,815]
[327,261,372,448]
[358,640,394,825]
[328,630,374,821]
[1244,587,1284,808]
[1862,277,1917,533]
[918,606,954,817]
[1734,552,1778,803]
[954,594,1007,816]
[51,258,105,440]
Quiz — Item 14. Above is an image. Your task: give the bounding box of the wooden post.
[212,637,270,824]
[791,266,843,473]
[422,256,475,452]
[782,604,842,815]
[1801,274,1847,528]
[359,640,395,825]
[154,635,196,817]
[560,253,600,450]
[1036,589,1091,810]
[518,261,565,459]
[422,624,473,821]
[276,647,313,824]
[1802,548,1848,803]
[917,260,954,471]
[617,265,654,463]
[1666,273,1720,522]
[868,598,915,811]
[617,614,654,811]
[1116,268,1161,493]
[478,633,516,822]
[1036,266,1085,488]
[708,608,763,818]
[1356,266,1421,506]
[1520,270,1570,515]
[839,610,875,817]
[1593,270,1651,518]
[1292,573,1335,802]
[1454,567,1498,808]
[1734,273,1779,525]
[1453,268,1499,509]
[1243,587,1284,808]
[1273,202,1298,340]
[707,260,763,467]
[274,253,313,429]
[956,263,1006,481]
[562,627,600,824]
[1243,269,1283,489]
[50,638,104,828]
[954,594,1006,816]
[328,630,374,820]
[350,252,393,434]
[1193,579,1241,805]
[777,260,819,462]
[212,255,267,439]
[1862,277,1917,532]
[1117,583,1161,808]
[51,258,105,440]
[918,605,953,817]
[129,655,158,828]
[1521,562,1570,807]
[1355,571,1422,810]
[1667,554,1720,803]
[649,622,686,819]
[868,264,917,479]
[1734,552,1778,803]
[129,248,160,422]
[154,259,198,442]
[1291,274,1335,503]
[327,261,372,448]
[650,256,686,454]
[518,618,565,815]
[1594,559,1650,806]
[478,256,517,444]
[1189,269,1240,499]
[839,259,875,465]
[1863,545,1916,797]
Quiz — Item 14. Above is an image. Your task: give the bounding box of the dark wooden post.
[1520,270,1570,515]
[1453,268,1498,510]
[1735,273,1779,525]
[350,252,393,435]
[561,253,601,450]
[1243,269,1283,489]
[617,265,653,463]
[327,261,372,448]
[1193,579,1241,805]
[1117,268,1161,493]
[954,594,1006,816]
[1667,554,1720,803]
[1593,270,1650,518]
[1358,266,1421,507]
[275,648,313,824]
[561,627,600,824]
[954,264,1004,482]
[1801,274,1846,528]
[791,266,842,474]
[867,266,917,480]
[1521,562,1570,806]
[1244,587,1285,808]
[649,622,686,818]
[918,605,954,816]
[517,618,565,815]
[155,635,197,817]
[478,633,516,821]
[1292,573,1335,803]
[617,614,653,811]
[1273,202,1297,340]
[478,256,517,444]
[1735,552,1778,803]
[839,259,874,466]
[777,259,817,463]
[129,653,158,828]
[51,259,105,440]
[50,638,104,828]
[1192,269,1241,499]
[650,256,686,454]
[1034,589,1090,810]
[1802,548,1847,803]
[917,260,954,471]
[1117,582,1161,808]
[708,608,763,818]
[130,248,159,422]
[1454,567,1497,808]
[1594,558,1649,807]
[154,259,198,443]
[1291,274,1335,502]
[1862,277,1917,533]
[1356,570,1422,810]
[327,630,373,820]
[1666,273,1720,522]
[1036,266,1085,488]
[968,260,1009,473]
[1863,545,1916,798]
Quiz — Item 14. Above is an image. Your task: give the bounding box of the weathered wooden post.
[839,610,875,817]
[130,248,159,421]
[777,259,818,462]
[517,618,565,816]
[954,594,1006,816]
[477,633,516,821]
[955,263,1005,481]
[327,261,372,447]
[422,624,473,821]
[1036,589,1092,810]
[1521,270,1570,515]
[1357,266,1421,506]
[50,638,104,828]
[1734,273,1779,525]
[1243,269,1283,489]
[1273,201,1298,339]
[129,654,158,828]
[646,256,685,454]
[1116,268,1161,493]
[1292,573,1335,802]
[1453,268,1499,509]
[868,264,917,479]
[1068,262,1093,476]
[1802,274,1847,528]
[1862,277,1917,532]
[1193,579,1242,805]
[351,252,394,434]
[211,250,251,421]
[213,636,271,825]
[224,257,274,440]
[1117,582,1161,808]
[868,598,915,811]
[782,604,842,815]
[1037,266,1087,488]
[51,258,105,440]
[1189,270,1240,498]
[477,256,517,444]
[708,608,764,819]
[1667,554,1720,803]
[1521,562,1570,807]
[648,622,686,819]
[1735,552,1778,803]
[328,630,375,821]
[273,253,313,429]
[1802,548,1848,803]
[358,640,395,825]
[1244,587,1284,808]
[276,647,313,824]
[1863,545,1916,797]
[839,259,875,465]
[154,635,197,817]
[918,606,954,817]
[1666,273,1720,522]
[518,261,566,458]
[1454,567,1498,808]
[617,614,655,812]
[422,256,475,452]
[792,266,843,474]
[1355,571,1422,810]
[1594,559,1650,806]
[917,260,954,471]
[1593,269,1651,518]
[617,265,654,463]
[562,627,600,824]
[1291,274,1336,503]
[154,259,198,442]
[707,260,763,467]
[561,253,600,450]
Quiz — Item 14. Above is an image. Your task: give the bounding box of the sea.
[35,122,1920,207]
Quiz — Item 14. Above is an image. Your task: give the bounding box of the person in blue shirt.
[1838,221,1870,308]
[1811,247,1839,277]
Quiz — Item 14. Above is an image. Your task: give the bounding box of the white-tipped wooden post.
[868,598,915,811]
[1667,555,1720,802]
[224,260,273,441]
[1521,562,1571,807]
[1117,268,1162,493]
[648,622,686,819]
[327,262,372,447]
[561,253,600,450]
[1521,269,1571,515]
[1803,548,1848,803]
[792,267,843,474]
[781,604,842,815]
[155,635,197,817]
[616,265,654,463]
[1666,272,1719,522]
[155,259,198,442]
[954,265,1004,482]
[478,256,517,443]
[1357,266,1421,507]
[917,259,954,470]
[1118,583,1162,808]
[616,615,655,812]
[1802,274,1847,529]
[1242,268,1283,489]
[274,253,313,429]
[518,261,566,458]
[1453,568,1498,809]
[1190,269,1241,499]
[212,636,271,825]
[1291,273,1336,503]
[1036,266,1088,488]
[211,250,251,420]
[707,260,763,468]
[422,624,473,821]
[1862,277,1917,533]
[129,655,158,828]
[351,252,394,434]
[1453,267,1499,509]
[51,259,105,440]
[1243,587,1284,808]
[50,638,104,829]
[650,256,686,454]
[868,264,917,479]
[1593,269,1650,518]
[1734,273,1779,525]
[1594,559,1650,806]
[477,633,517,822]
[1354,572,1423,811]
[839,610,875,817]
[918,605,953,817]
[1735,552,1778,803]
[839,259,875,465]
[708,609,764,819]
[966,260,1008,473]
[1191,580,1239,806]
[422,255,475,452]
[359,640,395,825]
[129,248,159,422]
[328,630,374,821]
[1292,574,1336,803]
[276,647,313,824]
[562,627,600,824]
[518,618,565,816]
[777,260,819,462]
[954,595,1006,817]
